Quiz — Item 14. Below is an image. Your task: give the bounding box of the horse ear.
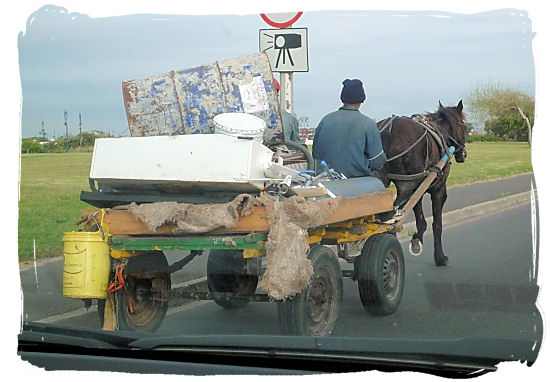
[457,100,464,114]
[438,101,444,110]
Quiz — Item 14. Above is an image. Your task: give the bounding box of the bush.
[21,139,45,153]
[24,131,113,153]
[466,134,508,143]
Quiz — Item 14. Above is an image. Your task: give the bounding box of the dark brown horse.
[377,101,467,266]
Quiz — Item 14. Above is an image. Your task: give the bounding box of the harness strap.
[378,115,397,133]
[412,114,451,157]
[386,171,431,181]
[384,114,451,182]
[386,129,427,162]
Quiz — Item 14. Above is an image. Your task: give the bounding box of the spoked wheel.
[207,250,258,309]
[116,274,171,332]
[278,245,343,336]
[354,233,405,316]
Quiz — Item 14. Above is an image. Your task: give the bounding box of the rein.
[381,114,453,181]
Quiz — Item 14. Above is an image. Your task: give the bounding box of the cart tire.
[354,233,405,316]
[115,273,170,332]
[277,245,343,336]
[207,250,258,309]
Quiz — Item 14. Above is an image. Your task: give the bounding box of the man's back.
[313,106,384,177]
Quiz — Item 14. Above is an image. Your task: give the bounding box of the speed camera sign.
[259,28,308,72]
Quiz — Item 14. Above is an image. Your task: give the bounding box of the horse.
[376,101,467,266]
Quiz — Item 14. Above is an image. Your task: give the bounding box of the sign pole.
[280,72,293,113]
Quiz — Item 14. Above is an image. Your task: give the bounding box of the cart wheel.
[116,274,171,332]
[277,245,343,336]
[354,233,405,316]
[207,250,258,309]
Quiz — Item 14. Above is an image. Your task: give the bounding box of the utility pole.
[64,110,69,153]
[39,121,47,139]
[79,113,83,151]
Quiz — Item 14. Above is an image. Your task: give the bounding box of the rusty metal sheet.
[122,52,284,144]
[122,73,184,136]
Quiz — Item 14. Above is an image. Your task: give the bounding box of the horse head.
[437,100,467,162]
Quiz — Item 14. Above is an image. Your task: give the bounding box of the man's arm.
[312,120,324,158]
[365,124,387,170]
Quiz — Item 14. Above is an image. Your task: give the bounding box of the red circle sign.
[260,12,303,28]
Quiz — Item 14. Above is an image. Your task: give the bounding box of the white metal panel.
[90,134,274,192]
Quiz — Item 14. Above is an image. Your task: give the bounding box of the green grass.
[447,142,532,186]
[18,153,92,262]
[18,142,532,262]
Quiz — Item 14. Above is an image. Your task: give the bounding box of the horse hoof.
[408,239,423,256]
[435,256,449,266]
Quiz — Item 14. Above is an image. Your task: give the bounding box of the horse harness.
[379,114,451,182]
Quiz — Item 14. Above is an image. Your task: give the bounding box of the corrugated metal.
[122,53,284,144]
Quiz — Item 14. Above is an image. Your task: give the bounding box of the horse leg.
[410,200,427,255]
[431,186,448,266]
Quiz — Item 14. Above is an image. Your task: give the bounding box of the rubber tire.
[115,273,171,332]
[207,250,258,309]
[277,245,343,336]
[354,233,405,316]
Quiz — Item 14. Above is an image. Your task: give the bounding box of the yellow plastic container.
[62,231,110,299]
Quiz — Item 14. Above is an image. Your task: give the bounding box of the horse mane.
[425,106,465,130]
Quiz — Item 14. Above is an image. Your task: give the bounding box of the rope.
[89,209,107,241]
[107,259,134,314]
[384,114,450,182]
[385,129,428,162]
[378,115,397,133]
[386,171,431,181]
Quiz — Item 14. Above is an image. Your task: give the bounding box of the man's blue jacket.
[313,105,387,177]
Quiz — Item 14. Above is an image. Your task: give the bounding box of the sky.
[17,5,535,138]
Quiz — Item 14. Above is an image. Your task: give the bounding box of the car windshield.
[14,2,546,379]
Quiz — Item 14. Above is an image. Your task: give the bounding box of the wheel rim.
[124,279,163,328]
[306,267,337,336]
[382,250,400,300]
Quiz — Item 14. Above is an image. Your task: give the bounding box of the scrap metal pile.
[81,52,392,300]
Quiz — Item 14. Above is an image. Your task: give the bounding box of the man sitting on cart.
[313,79,386,179]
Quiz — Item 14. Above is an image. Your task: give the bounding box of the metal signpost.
[259,12,308,114]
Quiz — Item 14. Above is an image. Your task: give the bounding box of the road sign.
[260,12,303,28]
[259,28,308,72]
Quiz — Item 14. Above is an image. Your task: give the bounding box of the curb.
[396,190,532,242]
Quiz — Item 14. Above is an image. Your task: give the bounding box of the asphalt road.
[19,173,535,322]
[52,202,541,353]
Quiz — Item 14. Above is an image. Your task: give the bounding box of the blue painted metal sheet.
[122,53,284,144]
[317,177,387,199]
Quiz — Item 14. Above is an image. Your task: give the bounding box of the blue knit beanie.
[340,79,366,104]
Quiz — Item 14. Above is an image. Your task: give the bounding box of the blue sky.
[17,6,535,138]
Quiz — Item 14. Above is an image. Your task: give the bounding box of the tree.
[466,82,534,145]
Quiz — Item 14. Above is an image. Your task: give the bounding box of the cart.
[61,52,453,335]
[79,198,401,336]
[64,146,455,337]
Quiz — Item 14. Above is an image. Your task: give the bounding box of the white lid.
[213,112,266,135]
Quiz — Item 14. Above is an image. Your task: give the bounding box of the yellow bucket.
[62,231,110,299]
